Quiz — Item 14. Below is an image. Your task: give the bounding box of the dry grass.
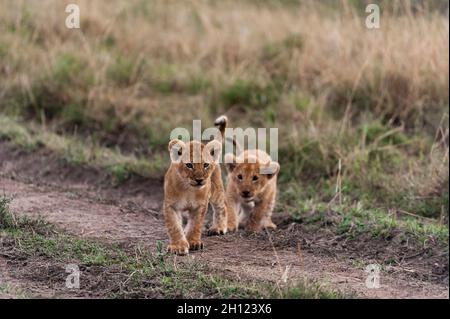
[1,0,447,121]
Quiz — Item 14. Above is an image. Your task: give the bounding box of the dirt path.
[0,142,448,299]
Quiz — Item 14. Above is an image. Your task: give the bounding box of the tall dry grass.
[1,1,448,122]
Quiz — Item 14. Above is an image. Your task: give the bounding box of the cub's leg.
[238,202,252,228]
[164,204,189,255]
[246,193,276,233]
[208,166,228,235]
[225,191,239,232]
[185,203,208,250]
[262,193,277,230]
[263,218,277,230]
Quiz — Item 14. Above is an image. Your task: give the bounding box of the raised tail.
[214,115,228,140]
[214,115,242,155]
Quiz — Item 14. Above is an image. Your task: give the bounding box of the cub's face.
[168,139,221,188]
[225,154,280,202]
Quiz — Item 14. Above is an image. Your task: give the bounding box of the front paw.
[263,221,277,230]
[167,241,190,255]
[245,223,262,233]
[227,221,239,233]
[207,225,227,236]
[188,239,204,251]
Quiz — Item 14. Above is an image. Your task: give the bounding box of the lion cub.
[215,116,280,233]
[164,139,227,255]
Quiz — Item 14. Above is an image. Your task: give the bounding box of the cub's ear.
[205,140,222,163]
[260,161,280,179]
[168,139,185,163]
[224,153,237,172]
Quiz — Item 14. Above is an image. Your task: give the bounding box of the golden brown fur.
[215,116,280,233]
[164,139,227,255]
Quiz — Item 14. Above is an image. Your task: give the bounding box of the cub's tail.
[214,115,228,140]
[214,115,242,155]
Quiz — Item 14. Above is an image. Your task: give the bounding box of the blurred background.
[0,0,448,220]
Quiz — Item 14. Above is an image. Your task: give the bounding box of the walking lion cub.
[164,139,227,255]
[215,115,280,233]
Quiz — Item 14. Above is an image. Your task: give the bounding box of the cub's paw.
[263,221,277,230]
[245,223,263,234]
[226,222,239,233]
[167,241,189,255]
[207,226,227,236]
[188,240,204,251]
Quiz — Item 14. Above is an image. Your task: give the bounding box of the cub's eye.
[237,174,243,180]
[186,163,194,169]
[203,163,210,169]
[252,176,259,181]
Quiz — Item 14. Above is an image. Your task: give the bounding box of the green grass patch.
[53,53,92,85]
[107,55,137,86]
[0,41,8,58]
[221,80,279,110]
[277,118,447,220]
[336,202,449,243]
[0,115,167,181]
[279,188,449,247]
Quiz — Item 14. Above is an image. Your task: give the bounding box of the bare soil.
[0,141,448,299]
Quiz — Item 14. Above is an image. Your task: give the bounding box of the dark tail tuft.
[214,115,242,154]
[214,115,228,140]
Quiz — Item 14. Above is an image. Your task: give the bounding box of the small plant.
[221,80,279,110]
[53,54,85,83]
[0,197,15,229]
[107,55,137,86]
[0,41,8,58]
[283,33,304,51]
[155,240,166,265]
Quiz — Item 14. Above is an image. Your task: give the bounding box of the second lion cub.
[215,115,280,233]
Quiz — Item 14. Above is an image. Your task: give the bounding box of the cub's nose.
[241,191,251,198]
[195,179,204,185]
